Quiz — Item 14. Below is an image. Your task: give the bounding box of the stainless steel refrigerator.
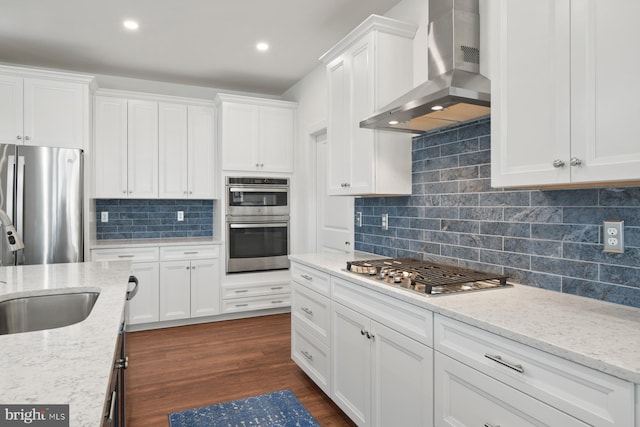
[0,144,83,266]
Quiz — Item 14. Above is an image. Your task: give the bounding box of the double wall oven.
[226,177,290,274]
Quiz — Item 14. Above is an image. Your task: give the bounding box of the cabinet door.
[128,262,160,325]
[190,259,220,318]
[0,75,23,144]
[220,102,259,171]
[187,105,216,198]
[491,0,572,187]
[371,321,433,427]
[259,106,294,172]
[128,99,158,198]
[435,352,588,427]
[327,55,352,195]
[570,0,640,183]
[158,102,188,198]
[159,260,191,321]
[23,78,86,149]
[94,96,128,198]
[331,302,371,426]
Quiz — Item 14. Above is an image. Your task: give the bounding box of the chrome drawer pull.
[301,274,313,281]
[484,424,500,427]
[184,251,199,254]
[117,255,135,258]
[271,286,283,290]
[235,303,248,307]
[301,307,313,316]
[301,350,313,360]
[235,289,249,293]
[485,353,524,373]
[271,300,283,304]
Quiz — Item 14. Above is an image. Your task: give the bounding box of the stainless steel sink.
[0,291,99,335]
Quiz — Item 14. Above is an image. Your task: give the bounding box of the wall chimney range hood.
[360,0,490,134]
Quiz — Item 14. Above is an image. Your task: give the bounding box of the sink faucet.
[0,208,24,252]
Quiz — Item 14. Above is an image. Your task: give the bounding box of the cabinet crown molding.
[96,88,214,106]
[320,14,418,64]
[0,63,96,90]
[214,93,297,109]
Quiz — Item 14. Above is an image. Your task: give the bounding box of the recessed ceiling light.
[123,20,139,31]
[431,105,444,111]
[388,120,399,125]
[256,42,269,52]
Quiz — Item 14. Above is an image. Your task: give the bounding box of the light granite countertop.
[0,261,133,427]
[289,252,640,384]
[91,237,221,249]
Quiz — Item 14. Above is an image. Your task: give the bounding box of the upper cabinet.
[0,65,94,149]
[215,94,297,173]
[491,0,640,188]
[321,15,417,196]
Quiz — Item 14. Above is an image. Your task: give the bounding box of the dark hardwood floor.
[125,313,355,426]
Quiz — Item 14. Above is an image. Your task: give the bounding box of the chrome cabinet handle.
[485,353,524,373]
[271,286,283,290]
[191,266,196,270]
[345,241,351,246]
[360,330,374,339]
[301,307,313,316]
[570,157,582,166]
[184,251,199,254]
[184,191,188,194]
[16,135,22,140]
[24,136,30,141]
[235,289,248,293]
[117,255,134,258]
[301,274,313,281]
[301,350,313,360]
[235,303,248,307]
[122,190,127,194]
[189,191,193,194]
[552,159,565,168]
[271,300,283,304]
[106,390,117,422]
[484,424,500,427]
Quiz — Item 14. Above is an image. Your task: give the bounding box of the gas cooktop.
[346,258,510,296]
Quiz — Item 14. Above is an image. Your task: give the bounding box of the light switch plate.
[381,213,389,231]
[603,220,624,253]
[177,211,184,222]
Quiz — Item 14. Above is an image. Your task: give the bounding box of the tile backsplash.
[355,118,640,308]
[96,199,214,240]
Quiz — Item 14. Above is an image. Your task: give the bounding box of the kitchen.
[1,0,640,426]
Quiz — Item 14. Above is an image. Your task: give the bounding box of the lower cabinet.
[332,302,433,427]
[221,280,290,314]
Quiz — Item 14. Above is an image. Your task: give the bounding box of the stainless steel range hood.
[360,0,490,134]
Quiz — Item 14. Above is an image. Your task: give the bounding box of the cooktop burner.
[346,258,510,296]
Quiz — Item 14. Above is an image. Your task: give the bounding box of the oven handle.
[229,187,288,193]
[229,223,288,229]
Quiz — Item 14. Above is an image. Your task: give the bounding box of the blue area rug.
[168,390,320,427]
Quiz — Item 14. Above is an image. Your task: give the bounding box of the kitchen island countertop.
[0,261,132,426]
[290,252,640,384]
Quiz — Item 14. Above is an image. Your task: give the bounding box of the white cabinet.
[221,280,291,313]
[158,103,216,199]
[491,0,640,187]
[434,314,635,427]
[216,93,296,173]
[90,247,160,326]
[0,66,92,149]
[159,245,220,321]
[321,15,416,196]
[94,96,158,198]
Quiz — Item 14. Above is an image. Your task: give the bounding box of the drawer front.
[292,282,330,346]
[331,276,433,347]
[160,245,220,261]
[435,352,588,427]
[291,323,330,395]
[290,262,330,296]
[435,314,634,427]
[223,282,290,299]
[91,247,159,262]
[222,293,290,313]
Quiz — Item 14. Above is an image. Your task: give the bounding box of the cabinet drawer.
[222,282,290,299]
[435,314,634,427]
[435,352,588,427]
[291,262,330,296]
[91,247,159,262]
[222,293,290,313]
[332,276,433,347]
[160,245,219,261]
[291,323,330,395]
[292,282,330,346]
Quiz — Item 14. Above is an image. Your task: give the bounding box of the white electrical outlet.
[177,211,184,222]
[603,220,624,253]
[381,213,389,231]
[355,212,362,227]
[101,211,108,223]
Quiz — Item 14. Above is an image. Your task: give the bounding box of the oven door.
[227,186,289,216]
[226,217,290,273]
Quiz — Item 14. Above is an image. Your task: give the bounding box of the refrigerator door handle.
[16,155,24,243]
[7,155,15,223]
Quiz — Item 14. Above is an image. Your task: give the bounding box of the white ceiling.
[0,0,405,96]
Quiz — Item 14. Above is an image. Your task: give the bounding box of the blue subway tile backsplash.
[354,117,640,308]
[96,199,214,240]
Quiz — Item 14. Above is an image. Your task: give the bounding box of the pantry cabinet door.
[570,0,640,183]
[159,261,191,321]
[220,102,259,171]
[159,102,188,198]
[94,96,128,198]
[326,55,352,195]
[188,105,216,198]
[0,75,23,145]
[491,0,572,187]
[259,106,294,172]
[128,99,158,198]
